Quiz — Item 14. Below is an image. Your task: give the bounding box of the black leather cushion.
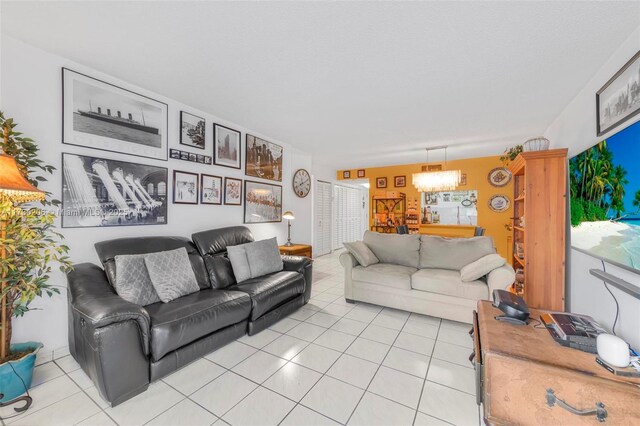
[145,289,251,361]
[192,226,255,289]
[95,236,211,290]
[235,271,305,320]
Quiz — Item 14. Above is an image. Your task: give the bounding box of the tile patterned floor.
[0,250,481,426]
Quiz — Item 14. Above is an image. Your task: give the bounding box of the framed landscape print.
[376,177,387,188]
[61,153,168,228]
[180,111,205,149]
[62,68,168,161]
[245,134,283,181]
[201,174,222,205]
[244,180,282,224]
[394,176,406,187]
[597,50,640,136]
[224,177,242,205]
[214,124,241,169]
[173,170,198,204]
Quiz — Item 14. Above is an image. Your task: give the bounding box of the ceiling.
[2,1,640,169]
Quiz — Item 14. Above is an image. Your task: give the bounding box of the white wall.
[1,36,313,353]
[545,27,640,349]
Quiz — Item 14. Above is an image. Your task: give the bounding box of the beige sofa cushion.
[352,263,417,290]
[411,268,489,301]
[460,254,506,282]
[363,231,420,268]
[419,235,495,270]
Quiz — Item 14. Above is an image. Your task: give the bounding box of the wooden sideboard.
[474,301,640,425]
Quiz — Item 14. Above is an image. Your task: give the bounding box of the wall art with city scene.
[245,134,283,182]
[61,153,167,228]
[244,180,282,223]
[597,50,640,136]
[214,124,241,169]
[62,68,168,160]
[201,174,222,205]
[180,111,205,150]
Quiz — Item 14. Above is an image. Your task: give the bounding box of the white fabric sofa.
[340,231,515,324]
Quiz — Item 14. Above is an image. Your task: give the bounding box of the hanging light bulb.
[412,146,461,192]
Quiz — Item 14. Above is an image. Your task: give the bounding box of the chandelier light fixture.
[412,146,461,192]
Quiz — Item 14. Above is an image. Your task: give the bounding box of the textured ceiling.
[2,1,639,168]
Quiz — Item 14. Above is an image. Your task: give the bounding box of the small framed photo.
[170,149,180,159]
[460,173,467,186]
[343,171,351,179]
[214,124,241,169]
[173,170,198,204]
[394,176,406,187]
[180,151,189,161]
[357,169,365,178]
[197,154,205,164]
[376,177,387,188]
[180,111,205,150]
[224,177,242,205]
[201,174,222,205]
[204,156,212,165]
[188,153,197,162]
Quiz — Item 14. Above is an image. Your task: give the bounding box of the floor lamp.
[0,151,45,410]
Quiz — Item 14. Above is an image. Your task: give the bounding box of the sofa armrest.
[339,252,358,300]
[282,255,313,303]
[67,263,151,354]
[486,263,516,295]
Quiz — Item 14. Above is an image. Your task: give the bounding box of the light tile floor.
[0,250,481,426]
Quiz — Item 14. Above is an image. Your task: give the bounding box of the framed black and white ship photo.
[180,111,206,150]
[61,153,168,228]
[244,180,282,223]
[213,123,241,169]
[62,68,169,160]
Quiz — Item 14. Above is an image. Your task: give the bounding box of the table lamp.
[282,211,295,247]
[0,152,45,360]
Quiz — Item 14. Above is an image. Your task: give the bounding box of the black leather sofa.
[67,226,312,406]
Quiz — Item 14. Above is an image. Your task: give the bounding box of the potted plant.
[0,112,72,407]
[500,144,523,166]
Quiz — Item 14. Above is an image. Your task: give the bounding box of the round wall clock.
[487,167,512,187]
[488,194,511,212]
[293,169,311,198]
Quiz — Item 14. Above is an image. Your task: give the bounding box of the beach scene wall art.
[570,120,640,272]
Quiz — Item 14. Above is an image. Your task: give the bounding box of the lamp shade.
[282,211,295,220]
[0,154,45,203]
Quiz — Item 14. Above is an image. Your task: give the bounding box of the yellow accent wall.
[337,155,513,258]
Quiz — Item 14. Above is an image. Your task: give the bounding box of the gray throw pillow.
[343,241,379,267]
[227,243,252,283]
[460,254,506,282]
[245,237,284,278]
[113,254,160,306]
[144,247,200,303]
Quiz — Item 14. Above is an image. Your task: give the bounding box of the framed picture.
[343,171,351,179]
[460,173,467,186]
[357,170,365,178]
[214,124,241,169]
[188,153,197,162]
[224,177,243,205]
[62,68,168,161]
[61,153,167,228]
[201,174,222,205]
[197,154,205,164]
[597,50,640,136]
[180,111,205,150]
[394,176,406,187]
[170,149,180,159]
[376,177,387,188]
[244,180,283,224]
[173,170,198,204]
[245,134,283,181]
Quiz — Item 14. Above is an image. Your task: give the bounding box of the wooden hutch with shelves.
[508,149,567,311]
[371,193,406,233]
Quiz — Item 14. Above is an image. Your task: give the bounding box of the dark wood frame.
[243,180,283,224]
[597,50,640,136]
[357,169,365,178]
[62,68,169,161]
[343,171,351,179]
[376,177,387,188]
[200,173,222,205]
[180,111,206,150]
[61,152,168,228]
[245,134,283,182]
[224,177,243,205]
[172,170,199,205]
[394,175,406,187]
[213,123,242,169]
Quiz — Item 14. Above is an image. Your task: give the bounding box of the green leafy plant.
[500,144,523,165]
[0,112,72,363]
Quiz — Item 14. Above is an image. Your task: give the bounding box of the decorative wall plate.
[487,167,512,187]
[488,194,511,212]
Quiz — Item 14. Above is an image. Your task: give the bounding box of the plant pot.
[0,342,42,403]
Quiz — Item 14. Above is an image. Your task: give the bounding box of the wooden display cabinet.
[371,193,406,233]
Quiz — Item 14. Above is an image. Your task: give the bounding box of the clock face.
[293,169,311,198]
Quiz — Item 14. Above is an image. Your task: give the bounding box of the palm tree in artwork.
[608,165,628,217]
[633,190,640,213]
